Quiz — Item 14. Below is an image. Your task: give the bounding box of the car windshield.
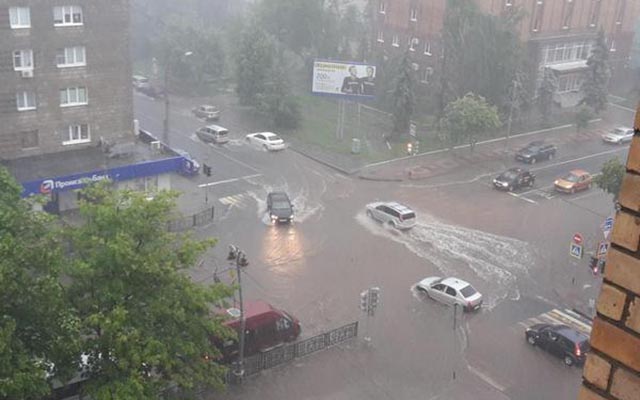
[613,128,628,135]
[460,285,477,298]
[501,171,518,180]
[562,173,580,182]
[267,135,282,142]
[272,201,290,210]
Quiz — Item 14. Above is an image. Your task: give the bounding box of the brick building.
[372,0,640,106]
[0,0,133,161]
[577,104,640,400]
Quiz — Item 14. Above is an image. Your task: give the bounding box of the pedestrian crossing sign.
[570,243,583,259]
[597,242,609,258]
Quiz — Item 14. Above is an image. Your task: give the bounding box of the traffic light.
[203,163,212,177]
[360,290,369,312]
[368,287,380,315]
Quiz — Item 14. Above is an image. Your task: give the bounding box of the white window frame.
[9,7,31,28]
[610,39,617,52]
[392,35,399,47]
[63,124,90,145]
[60,87,88,107]
[56,46,86,68]
[53,5,84,27]
[16,91,36,111]
[377,30,384,43]
[378,1,386,14]
[410,8,418,22]
[13,49,33,71]
[409,37,417,52]
[505,0,514,6]
[424,41,432,56]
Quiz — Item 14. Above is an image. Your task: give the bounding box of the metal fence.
[167,207,215,232]
[227,321,358,383]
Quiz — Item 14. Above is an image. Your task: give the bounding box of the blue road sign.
[570,243,583,259]
[603,217,614,238]
[597,242,609,258]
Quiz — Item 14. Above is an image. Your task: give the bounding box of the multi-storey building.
[0,0,133,160]
[372,0,640,106]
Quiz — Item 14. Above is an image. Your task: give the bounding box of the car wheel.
[571,187,576,194]
[417,286,429,296]
[245,137,251,143]
[530,158,536,165]
[564,356,574,366]
[527,335,536,346]
[529,179,535,187]
[263,144,269,151]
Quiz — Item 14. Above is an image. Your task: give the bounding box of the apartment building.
[0,0,133,161]
[372,0,639,106]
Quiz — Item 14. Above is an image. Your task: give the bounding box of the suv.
[192,105,220,121]
[365,201,416,230]
[493,168,535,191]
[267,192,294,223]
[515,141,557,164]
[525,324,590,366]
[196,125,229,144]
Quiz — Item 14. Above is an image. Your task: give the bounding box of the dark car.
[493,168,535,191]
[525,324,590,366]
[515,141,557,164]
[267,192,294,223]
[137,85,165,100]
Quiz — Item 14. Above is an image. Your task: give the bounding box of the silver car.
[416,277,483,312]
[602,127,634,144]
[365,201,416,230]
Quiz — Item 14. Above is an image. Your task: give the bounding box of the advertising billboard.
[312,60,376,98]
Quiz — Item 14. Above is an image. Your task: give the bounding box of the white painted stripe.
[538,313,564,326]
[198,173,262,188]
[507,191,537,204]
[609,102,636,112]
[548,309,592,332]
[467,365,507,392]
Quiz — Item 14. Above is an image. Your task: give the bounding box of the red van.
[217,300,301,361]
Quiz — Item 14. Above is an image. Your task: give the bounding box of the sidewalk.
[359,121,609,182]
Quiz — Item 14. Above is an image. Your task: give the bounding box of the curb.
[357,175,404,182]
[288,146,359,175]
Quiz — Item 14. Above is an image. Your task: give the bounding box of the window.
[505,0,515,6]
[589,0,601,28]
[610,39,617,52]
[557,74,582,93]
[54,5,83,26]
[542,41,591,65]
[562,0,575,30]
[421,67,434,84]
[13,49,33,71]
[56,46,86,67]
[615,0,626,25]
[410,8,417,21]
[377,30,384,43]
[392,34,399,47]
[409,37,417,52]
[21,130,39,149]
[424,41,432,56]
[9,7,30,28]
[64,124,90,145]
[531,0,544,32]
[378,1,386,14]
[16,91,36,111]
[445,287,457,297]
[60,87,88,107]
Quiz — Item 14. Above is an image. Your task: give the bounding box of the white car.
[245,132,286,151]
[365,201,416,230]
[416,276,483,312]
[602,127,634,144]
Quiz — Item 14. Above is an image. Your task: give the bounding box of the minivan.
[132,75,150,89]
[196,124,229,144]
[215,300,301,362]
[365,201,416,230]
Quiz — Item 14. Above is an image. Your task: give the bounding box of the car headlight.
[501,182,509,187]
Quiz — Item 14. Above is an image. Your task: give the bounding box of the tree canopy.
[581,30,611,114]
[441,93,502,149]
[594,158,626,203]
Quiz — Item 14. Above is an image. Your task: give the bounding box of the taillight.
[575,344,581,357]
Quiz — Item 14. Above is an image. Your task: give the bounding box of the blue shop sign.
[21,157,191,197]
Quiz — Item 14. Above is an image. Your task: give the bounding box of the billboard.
[312,60,376,98]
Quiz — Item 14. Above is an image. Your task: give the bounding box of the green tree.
[391,51,416,135]
[581,30,611,114]
[256,67,301,129]
[536,68,558,126]
[594,158,626,202]
[441,93,502,150]
[64,185,232,399]
[0,167,78,400]
[235,23,276,106]
[575,106,593,133]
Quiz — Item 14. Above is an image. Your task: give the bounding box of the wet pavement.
[133,91,631,399]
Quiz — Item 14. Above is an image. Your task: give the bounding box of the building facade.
[0,0,133,161]
[372,0,640,106]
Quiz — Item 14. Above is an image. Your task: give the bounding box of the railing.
[227,321,358,383]
[167,207,215,232]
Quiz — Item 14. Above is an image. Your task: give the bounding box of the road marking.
[568,190,603,201]
[198,174,262,188]
[507,191,537,204]
[518,309,592,336]
[206,143,261,173]
[218,194,249,208]
[467,365,507,393]
[529,147,628,172]
[609,102,636,113]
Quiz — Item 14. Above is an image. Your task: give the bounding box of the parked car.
[132,75,150,89]
[515,141,557,164]
[196,125,229,144]
[137,85,165,100]
[365,201,416,230]
[416,277,483,312]
[192,105,220,121]
[267,192,294,223]
[215,300,301,362]
[525,324,590,366]
[245,132,286,151]
[493,168,535,191]
[602,127,634,144]
[554,169,592,194]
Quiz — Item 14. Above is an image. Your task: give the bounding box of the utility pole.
[228,245,249,381]
[452,303,459,381]
[504,78,518,153]
[162,51,193,146]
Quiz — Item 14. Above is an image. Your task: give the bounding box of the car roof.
[204,124,227,130]
[200,104,216,109]
[268,192,289,199]
[440,277,472,290]
[568,169,589,176]
[384,202,414,214]
[505,167,526,173]
[253,131,277,137]
[551,325,589,343]
[614,126,632,131]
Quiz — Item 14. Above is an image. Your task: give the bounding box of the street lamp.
[163,51,193,145]
[227,245,248,381]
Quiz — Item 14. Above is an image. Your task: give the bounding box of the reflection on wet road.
[261,224,305,267]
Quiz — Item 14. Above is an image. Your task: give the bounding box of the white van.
[196,124,229,144]
[132,75,150,89]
